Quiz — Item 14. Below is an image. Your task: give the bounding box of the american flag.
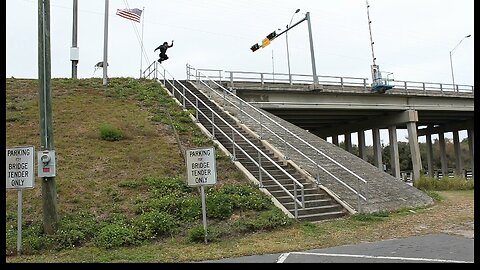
[116,8,142,23]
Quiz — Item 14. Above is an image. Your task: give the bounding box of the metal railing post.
[259,112,263,139]
[232,130,236,160]
[182,86,186,108]
[258,152,263,188]
[195,98,199,121]
[261,73,264,86]
[357,177,362,213]
[239,99,243,124]
[211,112,215,139]
[294,184,298,219]
[230,72,234,88]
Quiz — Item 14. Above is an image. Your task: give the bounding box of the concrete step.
[268,188,320,197]
[282,198,336,208]
[288,205,345,216]
[297,211,347,222]
[275,193,329,204]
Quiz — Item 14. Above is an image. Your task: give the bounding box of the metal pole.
[17,190,23,255]
[449,35,471,91]
[286,27,292,85]
[71,0,78,78]
[286,9,299,85]
[139,7,145,78]
[306,12,318,84]
[200,186,208,244]
[38,0,58,234]
[449,51,455,91]
[271,50,275,82]
[102,0,109,86]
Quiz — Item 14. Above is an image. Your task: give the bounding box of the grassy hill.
[6,77,291,255]
[5,78,474,263]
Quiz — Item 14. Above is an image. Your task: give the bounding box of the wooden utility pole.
[38,0,58,234]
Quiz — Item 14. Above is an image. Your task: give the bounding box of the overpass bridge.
[141,62,470,221]
[186,66,475,182]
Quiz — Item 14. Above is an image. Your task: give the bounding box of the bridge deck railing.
[188,67,474,96]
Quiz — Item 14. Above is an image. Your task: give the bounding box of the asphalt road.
[200,233,474,263]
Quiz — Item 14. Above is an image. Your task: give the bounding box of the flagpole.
[139,6,145,78]
[103,0,109,86]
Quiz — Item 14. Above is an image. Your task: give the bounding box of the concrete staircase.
[164,80,348,221]
[189,80,434,214]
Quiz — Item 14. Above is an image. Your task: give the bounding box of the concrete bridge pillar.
[332,135,339,146]
[372,128,383,170]
[406,120,422,182]
[388,126,401,179]
[438,132,448,177]
[358,130,367,161]
[425,133,434,178]
[453,131,463,177]
[344,133,352,152]
[467,129,474,178]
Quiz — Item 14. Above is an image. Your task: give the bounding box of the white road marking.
[289,252,473,263]
[276,253,290,263]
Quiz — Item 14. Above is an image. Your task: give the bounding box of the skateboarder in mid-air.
[154,40,174,63]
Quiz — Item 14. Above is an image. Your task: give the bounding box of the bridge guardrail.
[187,67,474,96]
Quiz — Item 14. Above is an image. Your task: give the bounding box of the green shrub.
[220,184,272,211]
[178,197,202,221]
[132,211,177,240]
[234,208,293,232]
[20,223,49,254]
[5,224,17,255]
[425,191,443,202]
[143,176,191,195]
[94,224,136,249]
[352,211,389,222]
[206,193,234,220]
[187,225,224,243]
[414,176,474,191]
[49,212,99,250]
[99,123,124,141]
[188,225,207,243]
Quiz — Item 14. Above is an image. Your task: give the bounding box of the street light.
[449,34,471,92]
[286,8,300,85]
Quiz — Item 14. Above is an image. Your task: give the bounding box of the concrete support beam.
[358,130,367,161]
[425,133,434,177]
[372,128,383,169]
[467,129,474,178]
[332,135,339,146]
[388,126,401,179]
[438,132,448,177]
[344,133,352,152]
[407,121,422,181]
[317,110,419,137]
[453,131,463,177]
[417,120,474,136]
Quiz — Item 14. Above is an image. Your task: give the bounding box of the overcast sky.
[6,0,473,144]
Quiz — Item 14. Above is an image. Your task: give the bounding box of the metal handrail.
[187,64,368,207]
[150,63,305,217]
[196,78,367,201]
